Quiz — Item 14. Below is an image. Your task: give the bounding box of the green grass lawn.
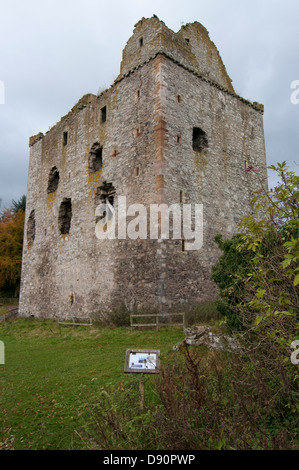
[0,306,7,316]
[0,318,185,450]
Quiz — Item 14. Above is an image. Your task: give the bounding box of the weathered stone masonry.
[19,16,267,318]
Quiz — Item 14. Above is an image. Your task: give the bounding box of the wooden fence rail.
[57,316,92,328]
[0,298,19,305]
[0,307,18,323]
[130,313,185,330]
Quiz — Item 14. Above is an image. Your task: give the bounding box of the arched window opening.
[47,166,60,193]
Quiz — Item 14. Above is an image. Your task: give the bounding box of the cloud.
[0,0,298,208]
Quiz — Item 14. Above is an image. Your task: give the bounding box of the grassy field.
[0,318,185,450]
[0,306,7,316]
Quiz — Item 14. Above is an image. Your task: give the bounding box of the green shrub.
[211,162,299,342]
[102,303,131,327]
[182,301,220,326]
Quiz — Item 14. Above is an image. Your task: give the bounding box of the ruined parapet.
[29,94,98,150]
[118,16,234,93]
[29,132,44,147]
[178,22,234,93]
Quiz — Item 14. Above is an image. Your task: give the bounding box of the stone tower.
[19,16,267,318]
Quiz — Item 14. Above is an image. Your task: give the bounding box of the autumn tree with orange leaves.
[0,197,25,294]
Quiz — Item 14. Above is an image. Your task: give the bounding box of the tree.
[211,162,298,348]
[209,163,299,443]
[0,196,26,294]
[11,195,26,214]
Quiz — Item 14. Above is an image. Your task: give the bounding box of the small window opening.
[182,240,187,252]
[134,126,142,138]
[58,198,72,235]
[101,106,107,123]
[136,89,141,100]
[245,160,248,169]
[180,191,185,203]
[192,127,208,153]
[177,135,181,144]
[95,182,116,224]
[139,37,143,47]
[134,166,140,177]
[96,181,116,206]
[63,131,68,146]
[47,166,60,193]
[27,209,36,244]
[185,38,190,45]
[89,142,103,172]
[177,94,182,103]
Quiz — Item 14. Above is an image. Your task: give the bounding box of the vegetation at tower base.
[211,161,299,342]
[0,196,26,295]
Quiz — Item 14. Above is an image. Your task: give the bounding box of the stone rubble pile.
[173,325,242,352]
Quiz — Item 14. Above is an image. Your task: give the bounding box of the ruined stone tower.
[19,16,267,318]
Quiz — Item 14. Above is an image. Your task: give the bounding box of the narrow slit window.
[63,131,68,146]
[27,209,36,244]
[101,106,107,123]
[177,135,181,144]
[134,126,142,138]
[58,198,72,235]
[139,37,143,47]
[134,166,140,177]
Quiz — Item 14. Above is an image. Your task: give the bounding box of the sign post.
[139,373,145,410]
[124,349,160,409]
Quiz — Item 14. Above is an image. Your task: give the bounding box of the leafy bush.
[94,303,131,327]
[211,162,298,344]
[182,301,220,326]
[153,344,298,450]
[211,234,254,329]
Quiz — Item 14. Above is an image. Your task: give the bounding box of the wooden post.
[139,373,145,410]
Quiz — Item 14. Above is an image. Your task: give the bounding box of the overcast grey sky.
[0,0,298,210]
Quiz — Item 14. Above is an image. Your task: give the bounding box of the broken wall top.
[29,17,265,148]
[118,16,234,93]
